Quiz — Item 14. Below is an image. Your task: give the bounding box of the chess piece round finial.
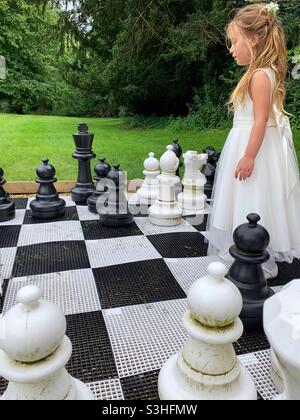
[0,285,66,362]
[36,158,56,179]
[187,262,243,327]
[160,145,179,174]
[17,284,42,306]
[107,163,125,187]
[94,157,111,178]
[233,213,270,253]
[78,122,88,133]
[144,152,159,172]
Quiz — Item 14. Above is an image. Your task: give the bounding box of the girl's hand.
[235,155,255,181]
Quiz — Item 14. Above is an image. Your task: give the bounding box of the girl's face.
[229,24,252,66]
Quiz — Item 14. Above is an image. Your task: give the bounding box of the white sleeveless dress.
[206,68,300,263]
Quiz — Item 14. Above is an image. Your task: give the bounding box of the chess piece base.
[148,201,182,226]
[204,185,213,199]
[69,378,95,400]
[137,187,159,206]
[71,186,94,205]
[270,349,284,393]
[158,354,257,400]
[100,212,133,227]
[30,199,66,220]
[0,201,15,222]
[0,336,94,400]
[235,293,274,332]
[177,191,206,211]
[87,192,107,214]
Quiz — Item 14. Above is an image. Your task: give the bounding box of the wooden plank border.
[6,180,144,194]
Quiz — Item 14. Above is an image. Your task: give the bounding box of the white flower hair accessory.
[264,2,280,17]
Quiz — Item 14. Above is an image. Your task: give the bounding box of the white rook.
[0,286,94,400]
[178,151,208,211]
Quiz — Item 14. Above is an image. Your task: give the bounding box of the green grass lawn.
[0,113,299,181]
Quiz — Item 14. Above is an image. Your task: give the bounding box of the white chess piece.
[178,151,208,211]
[264,279,300,400]
[158,262,257,400]
[148,145,182,226]
[0,286,94,400]
[270,348,284,393]
[137,152,160,205]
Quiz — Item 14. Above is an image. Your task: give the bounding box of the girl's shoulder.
[250,67,275,87]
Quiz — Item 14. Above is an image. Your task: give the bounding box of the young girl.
[206,2,300,279]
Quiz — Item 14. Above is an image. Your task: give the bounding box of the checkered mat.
[1,197,299,400]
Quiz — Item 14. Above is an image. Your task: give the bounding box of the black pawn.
[201,146,221,199]
[71,123,96,204]
[226,213,274,332]
[87,157,111,214]
[30,158,66,220]
[172,138,183,177]
[99,163,133,227]
[0,168,15,222]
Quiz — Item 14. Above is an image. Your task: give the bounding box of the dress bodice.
[233,68,276,127]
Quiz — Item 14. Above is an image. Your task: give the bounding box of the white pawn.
[137,152,160,205]
[264,280,300,400]
[0,286,94,400]
[148,145,182,226]
[177,151,208,211]
[158,262,257,400]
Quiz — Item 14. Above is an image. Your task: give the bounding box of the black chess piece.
[99,163,133,227]
[203,146,221,165]
[226,213,274,332]
[201,146,221,199]
[0,168,15,222]
[87,157,111,214]
[71,123,96,204]
[172,138,183,177]
[30,158,66,220]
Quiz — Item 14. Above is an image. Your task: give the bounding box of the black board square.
[147,232,208,258]
[0,225,21,248]
[12,240,90,277]
[66,311,118,383]
[120,370,159,400]
[81,220,143,240]
[23,206,79,224]
[93,259,186,309]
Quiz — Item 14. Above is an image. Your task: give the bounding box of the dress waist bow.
[274,107,299,199]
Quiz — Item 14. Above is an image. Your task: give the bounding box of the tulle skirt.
[205,124,300,263]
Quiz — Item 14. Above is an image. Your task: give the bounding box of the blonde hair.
[226,2,289,115]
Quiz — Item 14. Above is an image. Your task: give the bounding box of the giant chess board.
[1,196,299,400]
